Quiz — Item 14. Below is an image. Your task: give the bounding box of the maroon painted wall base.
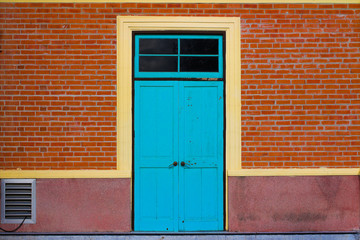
[0,179,131,232]
[228,176,360,232]
[1,176,359,233]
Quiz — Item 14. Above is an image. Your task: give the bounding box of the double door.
[134,81,223,231]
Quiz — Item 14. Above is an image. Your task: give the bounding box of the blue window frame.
[134,35,223,79]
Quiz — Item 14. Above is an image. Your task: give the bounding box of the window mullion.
[178,38,180,73]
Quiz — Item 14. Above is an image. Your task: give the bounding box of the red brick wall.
[0,3,359,169]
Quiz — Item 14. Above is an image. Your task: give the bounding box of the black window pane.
[180,57,218,72]
[139,56,178,72]
[180,39,218,55]
[139,39,178,54]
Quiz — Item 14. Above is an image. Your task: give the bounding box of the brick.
[197,4,212,8]
[167,3,181,8]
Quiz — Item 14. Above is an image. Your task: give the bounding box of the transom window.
[134,34,223,79]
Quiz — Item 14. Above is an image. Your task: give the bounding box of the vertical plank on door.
[179,81,224,231]
[134,81,179,231]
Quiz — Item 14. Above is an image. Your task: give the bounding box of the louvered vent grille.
[1,179,36,224]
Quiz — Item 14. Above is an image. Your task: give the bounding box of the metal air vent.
[1,179,36,224]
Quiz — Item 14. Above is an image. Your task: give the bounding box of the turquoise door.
[134,81,223,232]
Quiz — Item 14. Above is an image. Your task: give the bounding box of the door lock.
[169,161,178,167]
[181,161,190,167]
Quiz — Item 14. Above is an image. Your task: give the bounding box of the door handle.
[180,161,190,167]
[169,161,178,167]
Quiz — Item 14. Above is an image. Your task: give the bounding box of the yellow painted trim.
[117,16,242,176]
[117,16,133,174]
[227,17,242,172]
[1,0,359,3]
[0,170,131,179]
[225,170,229,230]
[228,168,360,177]
[117,16,241,231]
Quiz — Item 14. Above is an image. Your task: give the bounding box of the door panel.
[182,84,219,160]
[135,81,223,232]
[134,82,179,231]
[179,82,224,231]
[138,167,177,231]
